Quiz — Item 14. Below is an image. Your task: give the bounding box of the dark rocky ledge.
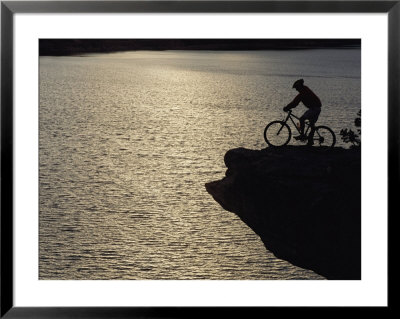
[205,146,361,280]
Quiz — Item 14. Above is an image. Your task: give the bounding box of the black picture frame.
[1,1,395,317]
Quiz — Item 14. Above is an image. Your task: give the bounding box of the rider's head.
[292,79,304,91]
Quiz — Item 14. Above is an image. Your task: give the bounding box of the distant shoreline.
[39,39,361,56]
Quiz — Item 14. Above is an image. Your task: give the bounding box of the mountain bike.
[264,110,336,147]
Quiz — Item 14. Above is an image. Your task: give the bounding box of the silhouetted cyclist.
[283,79,321,146]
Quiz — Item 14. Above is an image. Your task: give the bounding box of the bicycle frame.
[282,110,313,135]
[264,110,335,147]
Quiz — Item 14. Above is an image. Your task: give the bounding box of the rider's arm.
[283,94,301,111]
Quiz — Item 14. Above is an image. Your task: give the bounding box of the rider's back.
[296,86,322,109]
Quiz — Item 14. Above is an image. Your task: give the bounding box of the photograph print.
[39,39,361,280]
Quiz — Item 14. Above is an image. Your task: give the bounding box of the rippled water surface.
[39,49,360,279]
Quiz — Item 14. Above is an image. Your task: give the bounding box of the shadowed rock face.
[205,146,361,280]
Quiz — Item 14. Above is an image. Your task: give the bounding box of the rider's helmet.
[292,79,304,90]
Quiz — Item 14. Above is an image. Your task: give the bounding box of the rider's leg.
[307,122,316,145]
[306,108,321,146]
[294,114,307,140]
[299,116,306,136]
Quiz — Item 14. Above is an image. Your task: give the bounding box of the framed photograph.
[1,1,394,317]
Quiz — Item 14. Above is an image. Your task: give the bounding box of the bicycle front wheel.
[264,121,291,147]
[314,126,336,147]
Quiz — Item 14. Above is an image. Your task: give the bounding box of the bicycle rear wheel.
[313,126,336,147]
[264,121,291,147]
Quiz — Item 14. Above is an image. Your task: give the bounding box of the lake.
[39,49,360,279]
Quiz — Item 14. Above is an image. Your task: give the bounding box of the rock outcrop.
[205,146,361,280]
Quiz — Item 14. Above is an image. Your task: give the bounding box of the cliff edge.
[205,146,361,280]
